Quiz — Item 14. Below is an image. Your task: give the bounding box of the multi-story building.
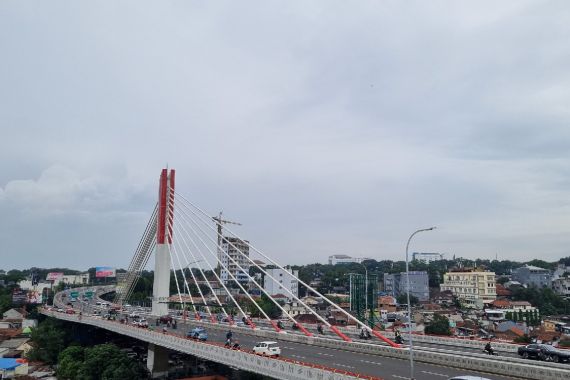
[219,237,250,285]
[383,271,429,302]
[552,277,570,298]
[264,267,299,301]
[440,269,496,308]
[512,265,552,288]
[412,252,444,263]
[328,255,372,265]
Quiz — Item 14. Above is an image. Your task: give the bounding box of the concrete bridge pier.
[146,343,169,378]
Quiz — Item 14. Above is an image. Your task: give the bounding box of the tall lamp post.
[358,263,368,324]
[405,227,436,380]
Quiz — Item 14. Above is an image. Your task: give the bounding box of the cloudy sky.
[1,1,569,270]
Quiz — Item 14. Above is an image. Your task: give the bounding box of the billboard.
[46,272,64,281]
[26,290,42,304]
[96,267,116,278]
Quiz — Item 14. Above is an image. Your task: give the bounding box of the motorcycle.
[359,331,371,340]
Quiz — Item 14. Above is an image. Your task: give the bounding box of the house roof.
[0,358,23,370]
[511,301,532,306]
[496,284,512,296]
[271,294,288,299]
[0,338,30,349]
[491,299,511,308]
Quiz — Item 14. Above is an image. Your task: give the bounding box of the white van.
[253,341,281,357]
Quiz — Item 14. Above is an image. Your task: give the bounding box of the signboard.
[95,267,116,278]
[46,272,64,281]
[12,289,27,304]
[70,291,79,298]
[26,290,42,304]
[84,291,94,299]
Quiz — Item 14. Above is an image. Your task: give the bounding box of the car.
[253,341,281,357]
[57,308,64,313]
[124,304,132,307]
[187,327,208,341]
[537,344,570,363]
[96,301,101,306]
[159,315,173,323]
[65,309,76,314]
[518,343,547,360]
[129,312,140,319]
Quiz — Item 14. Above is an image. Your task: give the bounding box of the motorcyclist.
[360,326,371,339]
[277,320,284,329]
[232,340,241,350]
[225,338,232,348]
[394,329,403,344]
[226,330,233,342]
[317,323,324,334]
[484,341,495,355]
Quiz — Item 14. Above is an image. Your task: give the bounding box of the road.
[53,294,521,380]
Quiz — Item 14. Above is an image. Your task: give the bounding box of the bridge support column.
[146,343,169,378]
[151,169,175,317]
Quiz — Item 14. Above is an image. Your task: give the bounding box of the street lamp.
[405,227,436,380]
[358,263,368,324]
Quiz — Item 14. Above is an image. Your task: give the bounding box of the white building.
[264,267,299,301]
[440,269,496,308]
[59,274,90,285]
[412,252,444,263]
[328,255,372,265]
[220,237,250,285]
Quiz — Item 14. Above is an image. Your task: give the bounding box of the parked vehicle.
[65,309,76,314]
[253,341,281,357]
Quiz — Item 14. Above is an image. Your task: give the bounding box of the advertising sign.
[12,289,27,304]
[95,267,116,278]
[46,272,64,281]
[26,290,42,304]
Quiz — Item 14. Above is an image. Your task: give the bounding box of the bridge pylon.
[151,168,175,317]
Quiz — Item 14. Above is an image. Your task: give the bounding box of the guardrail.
[41,309,380,380]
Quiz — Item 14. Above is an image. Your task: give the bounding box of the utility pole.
[212,212,241,278]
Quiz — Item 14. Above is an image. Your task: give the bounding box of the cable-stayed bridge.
[42,169,570,380]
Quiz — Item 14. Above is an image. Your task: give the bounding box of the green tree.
[505,311,513,321]
[26,319,67,364]
[424,314,451,336]
[58,346,85,379]
[76,344,147,380]
[397,294,419,306]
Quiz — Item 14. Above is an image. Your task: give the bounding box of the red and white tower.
[151,168,175,316]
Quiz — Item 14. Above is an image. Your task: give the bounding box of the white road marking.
[359,359,382,366]
[392,376,409,380]
[422,371,447,377]
[421,370,448,377]
[332,363,356,369]
[317,352,334,357]
[291,354,306,359]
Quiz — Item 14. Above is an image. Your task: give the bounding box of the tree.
[27,319,67,364]
[397,294,419,306]
[424,314,451,336]
[75,344,148,380]
[58,346,85,379]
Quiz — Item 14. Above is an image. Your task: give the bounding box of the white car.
[253,341,281,357]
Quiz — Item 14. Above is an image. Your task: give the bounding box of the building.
[263,267,299,301]
[219,237,250,285]
[552,277,570,298]
[383,271,429,302]
[328,255,372,265]
[412,252,444,263]
[440,269,496,308]
[512,265,552,288]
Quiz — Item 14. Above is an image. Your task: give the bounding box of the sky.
[1,1,570,270]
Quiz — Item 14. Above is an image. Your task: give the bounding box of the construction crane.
[212,211,241,274]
